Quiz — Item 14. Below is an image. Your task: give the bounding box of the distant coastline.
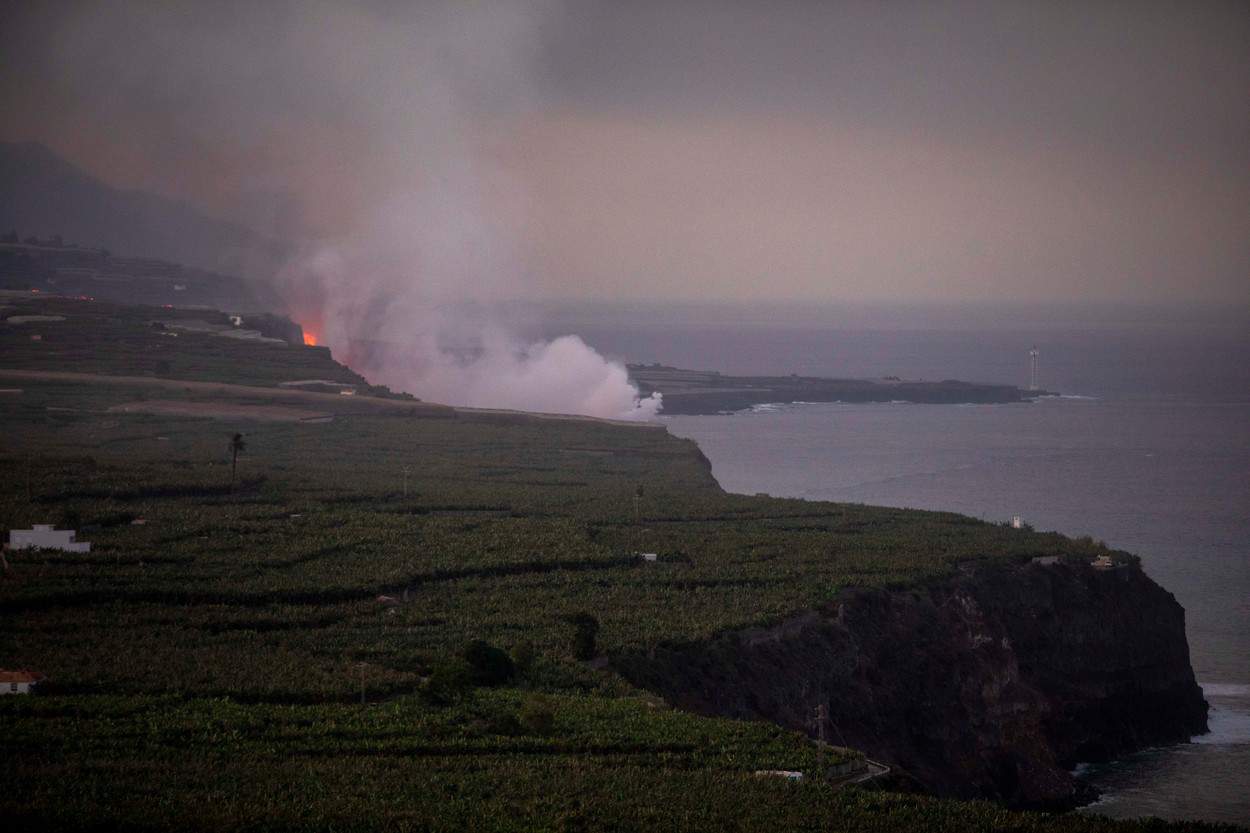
[630,363,1051,415]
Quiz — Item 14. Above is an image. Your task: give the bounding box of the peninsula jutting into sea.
[630,363,1050,415]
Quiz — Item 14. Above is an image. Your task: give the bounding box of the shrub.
[472,710,522,736]
[462,640,515,687]
[518,695,556,735]
[89,511,136,529]
[421,658,473,705]
[565,612,599,661]
[511,641,536,675]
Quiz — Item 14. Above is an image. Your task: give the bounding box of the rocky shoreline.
[613,557,1208,810]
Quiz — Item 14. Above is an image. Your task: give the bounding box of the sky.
[2,0,1248,306]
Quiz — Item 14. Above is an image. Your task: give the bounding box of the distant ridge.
[629,363,1050,413]
[0,141,290,281]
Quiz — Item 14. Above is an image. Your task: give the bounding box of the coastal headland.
[0,295,1219,831]
[629,364,1051,414]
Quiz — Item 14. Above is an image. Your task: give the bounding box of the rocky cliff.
[613,557,1208,809]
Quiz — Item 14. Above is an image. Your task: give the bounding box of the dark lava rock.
[613,558,1208,810]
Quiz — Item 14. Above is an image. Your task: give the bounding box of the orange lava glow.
[303,330,318,346]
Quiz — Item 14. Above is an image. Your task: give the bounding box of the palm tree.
[229,433,246,490]
[633,484,644,552]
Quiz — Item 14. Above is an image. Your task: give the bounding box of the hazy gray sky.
[3,0,1247,304]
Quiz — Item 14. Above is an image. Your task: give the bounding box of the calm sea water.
[551,304,1250,825]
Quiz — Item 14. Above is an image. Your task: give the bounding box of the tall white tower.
[1028,346,1040,391]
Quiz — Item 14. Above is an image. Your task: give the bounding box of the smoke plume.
[18,0,661,419]
[5,2,1248,312]
[280,216,661,419]
[262,2,660,419]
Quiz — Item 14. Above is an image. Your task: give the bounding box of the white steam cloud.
[266,2,660,420]
[282,224,661,420]
[36,0,662,420]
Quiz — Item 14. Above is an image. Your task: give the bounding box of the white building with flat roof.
[8,525,90,553]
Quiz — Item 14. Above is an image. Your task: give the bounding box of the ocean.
[547,302,1250,825]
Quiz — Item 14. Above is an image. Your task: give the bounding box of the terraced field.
[0,301,1233,831]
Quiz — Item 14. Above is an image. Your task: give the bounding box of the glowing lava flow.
[302,330,318,346]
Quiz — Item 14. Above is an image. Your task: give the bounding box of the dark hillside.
[0,141,288,280]
[0,237,279,310]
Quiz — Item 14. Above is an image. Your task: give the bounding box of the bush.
[565,612,599,661]
[462,640,515,687]
[421,658,473,705]
[511,641,536,676]
[472,710,523,736]
[89,511,136,529]
[518,695,556,735]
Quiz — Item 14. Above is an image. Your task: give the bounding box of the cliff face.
[613,559,1208,809]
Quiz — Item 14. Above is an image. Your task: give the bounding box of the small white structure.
[0,670,46,695]
[279,379,358,394]
[754,770,804,781]
[638,553,658,563]
[1091,554,1117,570]
[8,525,90,553]
[1010,516,1024,529]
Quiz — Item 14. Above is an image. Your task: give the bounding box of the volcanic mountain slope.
[0,141,288,281]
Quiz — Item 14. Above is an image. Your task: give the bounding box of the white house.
[0,670,46,695]
[8,525,90,553]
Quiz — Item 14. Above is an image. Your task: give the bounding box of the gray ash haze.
[2,1,1248,413]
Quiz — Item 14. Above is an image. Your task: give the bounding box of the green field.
[0,303,1235,831]
[0,293,398,393]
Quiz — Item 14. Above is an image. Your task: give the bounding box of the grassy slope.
[0,294,391,392]
[0,303,1235,832]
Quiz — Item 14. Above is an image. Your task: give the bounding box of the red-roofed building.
[0,670,46,695]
